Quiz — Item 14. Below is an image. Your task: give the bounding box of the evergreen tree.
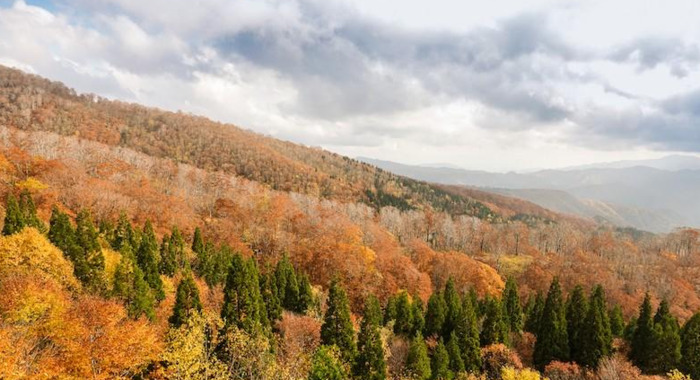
[425,292,447,338]
[384,295,397,326]
[128,265,156,321]
[443,278,463,338]
[191,227,205,266]
[3,193,24,235]
[502,277,523,333]
[630,293,655,372]
[609,305,625,337]
[320,278,357,364]
[431,339,451,380]
[354,295,386,380]
[159,234,177,276]
[648,299,681,374]
[456,294,481,373]
[446,332,464,374]
[406,333,431,380]
[74,209,105,292]
[566,285,588,364]
[204,243,233,286]
[579,285,612,368]
[169,226,186,269]
[48,206,73,251]
[136,220,165,301]
[533,277,569,369]
[259,269,282,323]
[111,212,134,251]
[297,273,314,313]
[394,290,414,336]
[681,313,700,380]
[412,297,425,337]
[18,190,44,232]
[275,254,300,310]
[308,346,348,380]
[524,292,545,334]
[221,254,267,333]
[169,271,203,327]
[481,296,509,346]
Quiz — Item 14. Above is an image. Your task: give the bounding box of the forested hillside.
[1,66,700,379]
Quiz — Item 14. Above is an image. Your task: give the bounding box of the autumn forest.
[2,65,700,380]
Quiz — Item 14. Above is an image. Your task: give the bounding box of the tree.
[354,295,386,380]
[446,332,464,374]
[431,339,451,380]
[18,190,44,232]
[456,294,481,373]
[192,227,205,266]
[275,254,300,311]
[74,209,105,292]
[579,285,612,368]
[3,193,24,235]
[648,299,681,374]
[442,278,462,338]
[111,212,134,251]
[221,254,267,333]
[308,346,348,380]
[320,278,357,364]
[566,285,588,364]
[481,297,509,346]
[128,265,156,321]
[169,271,203,328]
[524,292,544,334]
[259,269,282,323]
[630,293,654,372]
[502,277,523,333]
[533,277,568,369]
[384,296,397,326]
[394,290,414,336]
[412,297,425,337]
[136,220,165,301]
[407,333,431,380]
[681,313,700,380]
[297,273,314,313]
[609,305,625,338]
[159,234,177,276]
[425,292,447,338]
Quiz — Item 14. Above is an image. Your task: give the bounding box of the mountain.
[360,157,695,232]
[562,154,700,171]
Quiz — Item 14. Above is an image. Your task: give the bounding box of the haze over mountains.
[360,156,700,232]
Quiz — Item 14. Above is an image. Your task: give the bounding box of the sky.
[1,0,700,172]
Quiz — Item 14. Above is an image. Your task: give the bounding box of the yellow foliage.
[162,312,228,380]
[15,176,49,190]
[0,227,80,291]
[498,255,535,277]
[668,370,692,380]
[501,367,549,380]
[103,248,121,288]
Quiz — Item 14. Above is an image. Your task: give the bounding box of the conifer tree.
[446,331,464,374]
[425,292,447,338]
[159,234,177,276]
[259,269,282,323]
[609,305,625,337]
[112,212,134,251]
[48,206,73,251]
[297,273,314,313]
[18,190,44,232]
[221,254,267,333]
[191,227,205,270]
[320,278,357,364]
[407,333,431,380]
[354,295,386,380]
[533,277,569,369]
[456,294,481,373]
[308,346,348,380]
[3,193,24,235]
[443,278,463,338]
[74,209,105,292]
[136,220,165,301]
[566,285,588,364]
[394,290,414,336]
[524,292,545,334]
[630,293,654,372]
[648,299,681,374]
[412,297,425,337]
[502,277,523,333]
[431,339,451,380]
[579,285,612,368]
[681,313,700,380]
[169,226,186,269]
[128,265,156,321]
[275,254,300,310]
[169,271,202,327]
[384,295,397,326]
[481,296,509,346]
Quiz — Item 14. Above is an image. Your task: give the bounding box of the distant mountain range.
[359,156,700,232]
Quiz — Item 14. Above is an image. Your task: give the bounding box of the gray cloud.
[609,37,700,78]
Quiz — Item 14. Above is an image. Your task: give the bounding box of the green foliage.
[524,292,544,334]
[425,292,447,338]
[136,220,165,301]
[412,297,425,337]
[128,265,156,321]
[502,277,524,333]
[309,346,348,380]
[354,295,386,380]
[192,227,205,258]
[297,273,313,313]
[111,212,135,251]
[533,277,568,369]
[648,299,681,374]
[445,332,464,374]
[456,295,481,373]
[320,278,357,364]
[481,297,509,346]
[275,254,300,311]
[3,193,24,236]
[18,190,45,232]
[259,268,282,323]
[630,293,655,372]
[579,285,612,368]
[566,285,588,364]
[431,339,451,380]
[159,234,177,276]
[406,333,431,380]
[442,278,463,338]
[169,271,203,328]
[609,305,625,337]
[384,296,397,326]
[681,313,700,380]
[221,254,267,334]
[394,291,415,336]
